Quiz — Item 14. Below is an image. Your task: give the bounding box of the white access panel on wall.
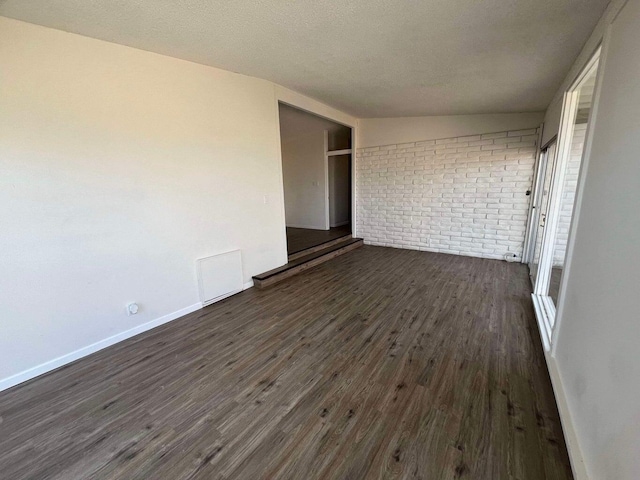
[197,250,244,306]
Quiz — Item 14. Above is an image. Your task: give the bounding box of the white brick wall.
[355,128,539,260]
[553,123,587,266]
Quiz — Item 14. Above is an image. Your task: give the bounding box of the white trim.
[531,294,551,351]
[552,42,607,353]
[527,142,557,288]
[351,125,357,237]
[522,123,545,264]
[243,280,254,290]
[532,47,602,343]
[326,144,353,230]
[541,294,557,344]
[323,130,331,230]
[326,149,352,156]
[0,302,202,392]
[531,293,558,353]
[568,47,602,91]
[535,92,578,300]
[544,351,591,479]
[273,92,290,267]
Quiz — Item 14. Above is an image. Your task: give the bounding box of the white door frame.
[522,125,546,265]
[325,135,353,229]
[531,47,601,350]
[323,130,331,230]
[524,142,559,267]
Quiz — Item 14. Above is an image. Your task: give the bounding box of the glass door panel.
[529,142,557,285]
[545,70,596,305]
[530,48,600,350]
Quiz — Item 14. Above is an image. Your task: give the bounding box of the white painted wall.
[279,104,350,230]
[550,0,640,478]
[356,129,538,259]
[280,127,327,229]
[540,0,625,147]
[358,112,544,148]
[0,17,354,389]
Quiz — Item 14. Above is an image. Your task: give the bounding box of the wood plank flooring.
[286,225,351,255]
[253,238,363,289]
[0,246,573,479]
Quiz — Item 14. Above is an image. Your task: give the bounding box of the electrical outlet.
[127,303,139,316]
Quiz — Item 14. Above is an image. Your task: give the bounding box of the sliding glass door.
[528,142,557,286]
[527,49,600,349]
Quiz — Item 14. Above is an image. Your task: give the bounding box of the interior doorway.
[328,154,351,229]
[527,48,600,348]
[278,103,353,257]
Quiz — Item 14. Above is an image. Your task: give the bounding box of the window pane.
[547,69,597,305]
[529,144,556,286]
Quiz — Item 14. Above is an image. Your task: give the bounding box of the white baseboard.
[0,302,202,393]
[545,353,590,479]
[0,281,257,393]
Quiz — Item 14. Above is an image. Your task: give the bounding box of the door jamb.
[323,130,330,230]
[522,124,546,265]
[531,47,601,350]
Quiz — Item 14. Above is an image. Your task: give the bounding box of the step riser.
[254,240,363,289]
[288,234,352,262]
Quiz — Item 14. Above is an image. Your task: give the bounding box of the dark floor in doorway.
[286,224,351,255]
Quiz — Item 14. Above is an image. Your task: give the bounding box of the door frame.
[274,87,358,264]
[522,126,543,266]
[525,140,558,276]
[523,136,553,266]
[325,132,353,229]
[324,130,331,230]
[530,47,602,350]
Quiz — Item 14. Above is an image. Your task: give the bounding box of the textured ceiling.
[0,0,610,117]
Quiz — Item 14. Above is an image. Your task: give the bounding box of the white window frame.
[532,47,601,350]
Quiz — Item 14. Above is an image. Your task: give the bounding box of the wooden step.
[253,238,363,289]
[288,233,352,261]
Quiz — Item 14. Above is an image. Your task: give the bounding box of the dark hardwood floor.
[286,225,351,255]
[0,246,573,479]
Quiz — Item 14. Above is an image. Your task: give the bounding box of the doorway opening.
[525,48,600,349]
[278,103,353,257]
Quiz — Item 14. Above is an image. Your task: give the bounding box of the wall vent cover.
[197,250,243,306]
